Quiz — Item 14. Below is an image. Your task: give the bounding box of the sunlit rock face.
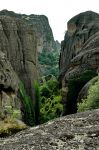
[59,11,99,114]
[0,109,99,149]
[0,51,21,119]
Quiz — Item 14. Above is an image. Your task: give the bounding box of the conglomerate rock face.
[0,109,99,149]
[0,12,38,101]
[0,51,21,119]
[59,11,99,114]
[59,11,99,80]
[0,9,57,53]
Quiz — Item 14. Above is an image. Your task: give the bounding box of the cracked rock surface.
[0,109,99,150]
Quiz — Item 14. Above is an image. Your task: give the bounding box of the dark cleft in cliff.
[59,11,99,115]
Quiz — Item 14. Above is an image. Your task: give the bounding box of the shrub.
[47,79,59,94]
[12,110,21,120]
[78,77,99,112]
[40,95,63,123]
[40,84,51,98]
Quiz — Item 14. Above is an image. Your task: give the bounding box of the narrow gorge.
[0,10,99,149]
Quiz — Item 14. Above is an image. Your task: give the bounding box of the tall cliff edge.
[59,11,99,114]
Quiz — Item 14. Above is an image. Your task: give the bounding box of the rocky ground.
[0,109,99,150]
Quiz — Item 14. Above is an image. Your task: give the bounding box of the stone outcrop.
[0,11,38,102]
[0,9,57,53]
[59,11,99,114]
[0,51,21,119]
[0,10,60,77]
[0,109,99,149]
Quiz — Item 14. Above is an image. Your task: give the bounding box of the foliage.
[0,117,27,137]
[40,96,63,123]
[12,110,21,120]
[66,70,97,114]
[38,49,59,77]
[39,79,63,123]
[40,84,51,98]
[19,81,34,126]
[78,76,99,112]
[47,79,59,93]
[19,79,63,125]
[34,80,40,125]
[3,106,21,120]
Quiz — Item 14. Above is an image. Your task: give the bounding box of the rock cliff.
[0,109,99,149]
[59,11,99,114]
[0,10,38,102]
[0,9,57,53]
[0,10,60,77]
[0,51,21,119]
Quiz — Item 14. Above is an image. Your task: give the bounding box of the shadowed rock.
[59,11,99,114]
[0,51,21,119]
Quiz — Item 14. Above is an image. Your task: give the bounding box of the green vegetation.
[39,79,63,123]
[19,82,34,126]
[3,106,21,120]
[38,49,59,77]
[34,81,40,125]
[0,117,27,137]
[78,76,99,112]
[18,79,63,125]
[66,70,97,114]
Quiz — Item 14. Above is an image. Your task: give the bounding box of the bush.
[78,77,99,112]
[47,79,59,93]
[40,85,51,97]
[12,110,21,120]
[37,78,63,124]
[40,95,63,123]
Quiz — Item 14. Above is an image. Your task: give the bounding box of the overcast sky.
[0,0,99,42]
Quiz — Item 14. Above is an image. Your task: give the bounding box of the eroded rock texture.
[0,10,60,77]
[0,51,21,119]
[0,109,99,149]
[59,11,99,114]
[0,9,57,53]
[0,12,38,101]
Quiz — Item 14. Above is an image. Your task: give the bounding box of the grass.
[0,117,27,137]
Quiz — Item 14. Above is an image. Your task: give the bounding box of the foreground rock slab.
[0,109,99,150]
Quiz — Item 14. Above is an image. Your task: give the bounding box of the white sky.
[0,0,99,42]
